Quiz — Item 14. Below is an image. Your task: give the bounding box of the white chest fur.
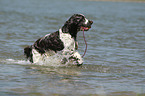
[59,29,75,51]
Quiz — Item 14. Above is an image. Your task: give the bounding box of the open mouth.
[80,26,91,31]
[80,20,93,31]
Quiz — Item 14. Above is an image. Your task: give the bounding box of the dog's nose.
[89,20,93,24]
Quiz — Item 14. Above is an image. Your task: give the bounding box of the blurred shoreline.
[80,0,145,3]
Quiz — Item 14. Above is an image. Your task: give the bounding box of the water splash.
[1,54,72,67]
[3,59,31,65]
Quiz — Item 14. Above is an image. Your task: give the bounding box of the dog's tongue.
[84,27,89,30]
[81,26,90,31]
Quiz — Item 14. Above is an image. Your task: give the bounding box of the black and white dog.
[24,14,93,66]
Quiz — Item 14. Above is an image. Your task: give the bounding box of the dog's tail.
[24,46,33,63]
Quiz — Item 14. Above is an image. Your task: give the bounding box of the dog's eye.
[75,17,84,22]
[76,18,81,21]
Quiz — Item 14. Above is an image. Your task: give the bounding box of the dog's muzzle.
[81,20,93,31]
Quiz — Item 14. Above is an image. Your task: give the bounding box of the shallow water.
[0,0,145,95]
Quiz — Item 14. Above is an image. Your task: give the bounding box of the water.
[0,0,145,95]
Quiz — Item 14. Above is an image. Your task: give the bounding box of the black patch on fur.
[24,46,33,63]
[33,31,64,54]
[24,14,93,64]
[62,14,85,40]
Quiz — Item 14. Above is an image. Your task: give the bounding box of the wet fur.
[24,14,93,65]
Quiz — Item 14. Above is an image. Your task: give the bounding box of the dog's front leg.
[69,51,83,65]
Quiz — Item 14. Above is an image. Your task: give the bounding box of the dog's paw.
[68,56,83,65]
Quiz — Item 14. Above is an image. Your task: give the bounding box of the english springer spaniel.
[24,14,93,66]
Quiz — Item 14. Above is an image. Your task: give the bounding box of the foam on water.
[34,54,65,67]
[1,58,62,67]
[3,59,31,65]
[1,53,72,67]
[33,53,78,67]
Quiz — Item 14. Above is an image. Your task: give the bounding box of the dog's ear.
[62,14,85,33]
[62,16,78,32]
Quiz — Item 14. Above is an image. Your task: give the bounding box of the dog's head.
[62,14,93,38]
[67,14,93,31]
